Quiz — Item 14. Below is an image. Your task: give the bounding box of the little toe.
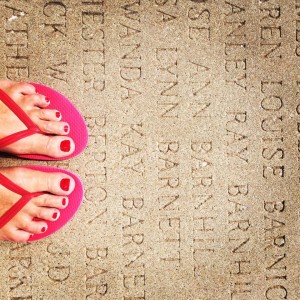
[22,220,48,235]
[7,229,32,243]
[9,211,48,236]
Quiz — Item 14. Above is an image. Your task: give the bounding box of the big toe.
[46,136,75,158]
[3,134,76,158]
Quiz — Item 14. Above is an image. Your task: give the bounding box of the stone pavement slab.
[0,0,299,299]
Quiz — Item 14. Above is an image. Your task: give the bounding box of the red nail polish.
[60,178,70,191]
[56,112,61,118]
[46,98,50,103]
[41,227,46,233]
[53,212,58,219]
[64,125,69,133]
[60,140,70,152]
[62,198,67,206]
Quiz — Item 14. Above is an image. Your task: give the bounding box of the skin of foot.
[0,80,75,157]
[0,167,75,242]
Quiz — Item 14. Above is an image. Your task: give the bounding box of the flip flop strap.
[0,173,43,229]
[0,89,42,149]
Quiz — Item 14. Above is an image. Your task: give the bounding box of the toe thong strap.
[0,173,43,229]
[0,89,42,149]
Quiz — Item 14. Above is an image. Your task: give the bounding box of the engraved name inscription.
[191,140,216,278]
[86,247,109,299]
[120,0,142,107]
[259,1,283,59]
[4,5,29,80]
[224,1,247,91]
[81,0,106,92]
[8,244,32,300]
[158,141,181,268]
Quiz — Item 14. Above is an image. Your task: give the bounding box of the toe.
[6,212,48,237]
[38,109,62,121]
[35,207,60,222]
[5,167,75,195]
[1,134,75,158]
[33,194,68,210]
[24,93,49,108]
[37,120,70,135]
[7,229,32,243]
[48,173,75,195]
[37,170,75,195]
[22,220,48,235]
[46,136,75,157]
[39,170,75,196]
[12,82,36,95]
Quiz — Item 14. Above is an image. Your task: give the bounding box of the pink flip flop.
[0,83,88,160]
[0,166,84,242]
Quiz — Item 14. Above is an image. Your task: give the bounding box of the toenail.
[41,227,46,233]
[60,140,70,152]
[60,178,70,191]
[64,125,69,133]
[56,112,61,118]
[62,198,67,206]
[46,98,50,103]
[53,212,58,219]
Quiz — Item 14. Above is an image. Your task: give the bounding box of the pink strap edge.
[0,173,43,229]
[0,89,41,149]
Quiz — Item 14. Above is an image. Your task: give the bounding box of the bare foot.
[0,80,75,157]
[0,167,75,242]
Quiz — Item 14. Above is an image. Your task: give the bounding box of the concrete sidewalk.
[0,1,299,299]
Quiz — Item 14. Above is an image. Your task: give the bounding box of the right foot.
[0,80,75,158]
[0,167,75,242]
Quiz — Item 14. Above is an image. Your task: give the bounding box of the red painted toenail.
[60,178,70,191]
[53,212,58,219]
[56,112,61,118]
[41,227,46,233]
[46,98,50,103]
[64,125,69,133]
[62,198,67,206]
[60,140,70,152]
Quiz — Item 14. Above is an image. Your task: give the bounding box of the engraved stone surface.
[0,0,299,299]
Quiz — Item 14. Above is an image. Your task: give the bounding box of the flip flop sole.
[25,166,84,242]
[17,83,88,160]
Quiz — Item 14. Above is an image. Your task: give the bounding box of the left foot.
[0,167,74,242]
